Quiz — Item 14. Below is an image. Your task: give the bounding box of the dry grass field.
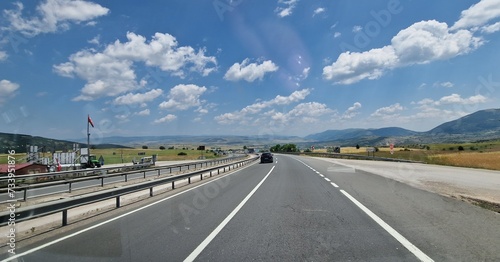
[427,152,500,170]
[312,142,500,171]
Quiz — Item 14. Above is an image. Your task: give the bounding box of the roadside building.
[0,163,48,176]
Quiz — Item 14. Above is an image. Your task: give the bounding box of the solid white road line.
[1,163,257,262]
[184,166,276,262]
[340,190,434,262]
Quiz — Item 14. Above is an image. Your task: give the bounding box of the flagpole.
[87,114,90,161]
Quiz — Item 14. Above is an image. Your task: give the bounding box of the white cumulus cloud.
[0,79,20,104]
[371,103,404,117]
[153,114,177,124]
[342,102,362,119]
[215,88,311,124]
[224,58,279,82]
[275,0,299,18]
[437,93,487,105]
[313,7,326,17]
[113,89,163,105]
[324,20,482,85]
[4,0,109,37]
[481,21,500,33]
[451,0,500,30]
[54,32,216,101]
[159,84,207,111]
[135,109,150,116]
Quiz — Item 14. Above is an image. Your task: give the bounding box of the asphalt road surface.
[2,154,499,261]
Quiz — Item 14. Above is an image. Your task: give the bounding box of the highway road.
[2,154,499,261]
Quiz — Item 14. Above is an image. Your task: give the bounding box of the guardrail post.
[101,177,104,187]
[125,174,128,182]
[69,182,72,193]
[200,174,203,180]
[62,210,68,226]
[172,181,175,189]
[157,170,161,176]
[150,187,153,197]
[23,188,28,201]
[188,177,191,184]
[143,171,146,179]
[116,196,120,208]
[210,171,212,177]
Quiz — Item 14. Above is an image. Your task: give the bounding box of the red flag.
[88,115,95,128]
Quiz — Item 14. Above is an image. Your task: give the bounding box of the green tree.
[270,144,281,152]
[270,143,298,152]
[282,143,297,152]
[159,146,166,150]
[142,145,148,149]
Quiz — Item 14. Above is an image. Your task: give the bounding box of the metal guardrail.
[281,152,425,163]
[0,155,244,185]
[0,155,247,202]
[0,156,259,227]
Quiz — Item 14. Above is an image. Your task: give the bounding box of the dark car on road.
[260,152,273,163]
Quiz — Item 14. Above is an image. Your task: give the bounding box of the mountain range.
[305,108,500,145]
[2,108,499,152]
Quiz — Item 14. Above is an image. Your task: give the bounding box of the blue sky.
[1,0,499,142]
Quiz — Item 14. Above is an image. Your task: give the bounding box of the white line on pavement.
[330,182,339,188]
[340,190,434,262]
[184,166,276,262]
[1,163,257,262]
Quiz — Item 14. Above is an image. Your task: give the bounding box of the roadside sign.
[366,147,375,153]
[390,143,394,155]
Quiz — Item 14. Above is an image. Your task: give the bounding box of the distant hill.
[305,127,418,141]
[4,109,499,151]
[428,108,500,134]
[77,134,307,147]
[305,108,500,145]
[0,133,130,153]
